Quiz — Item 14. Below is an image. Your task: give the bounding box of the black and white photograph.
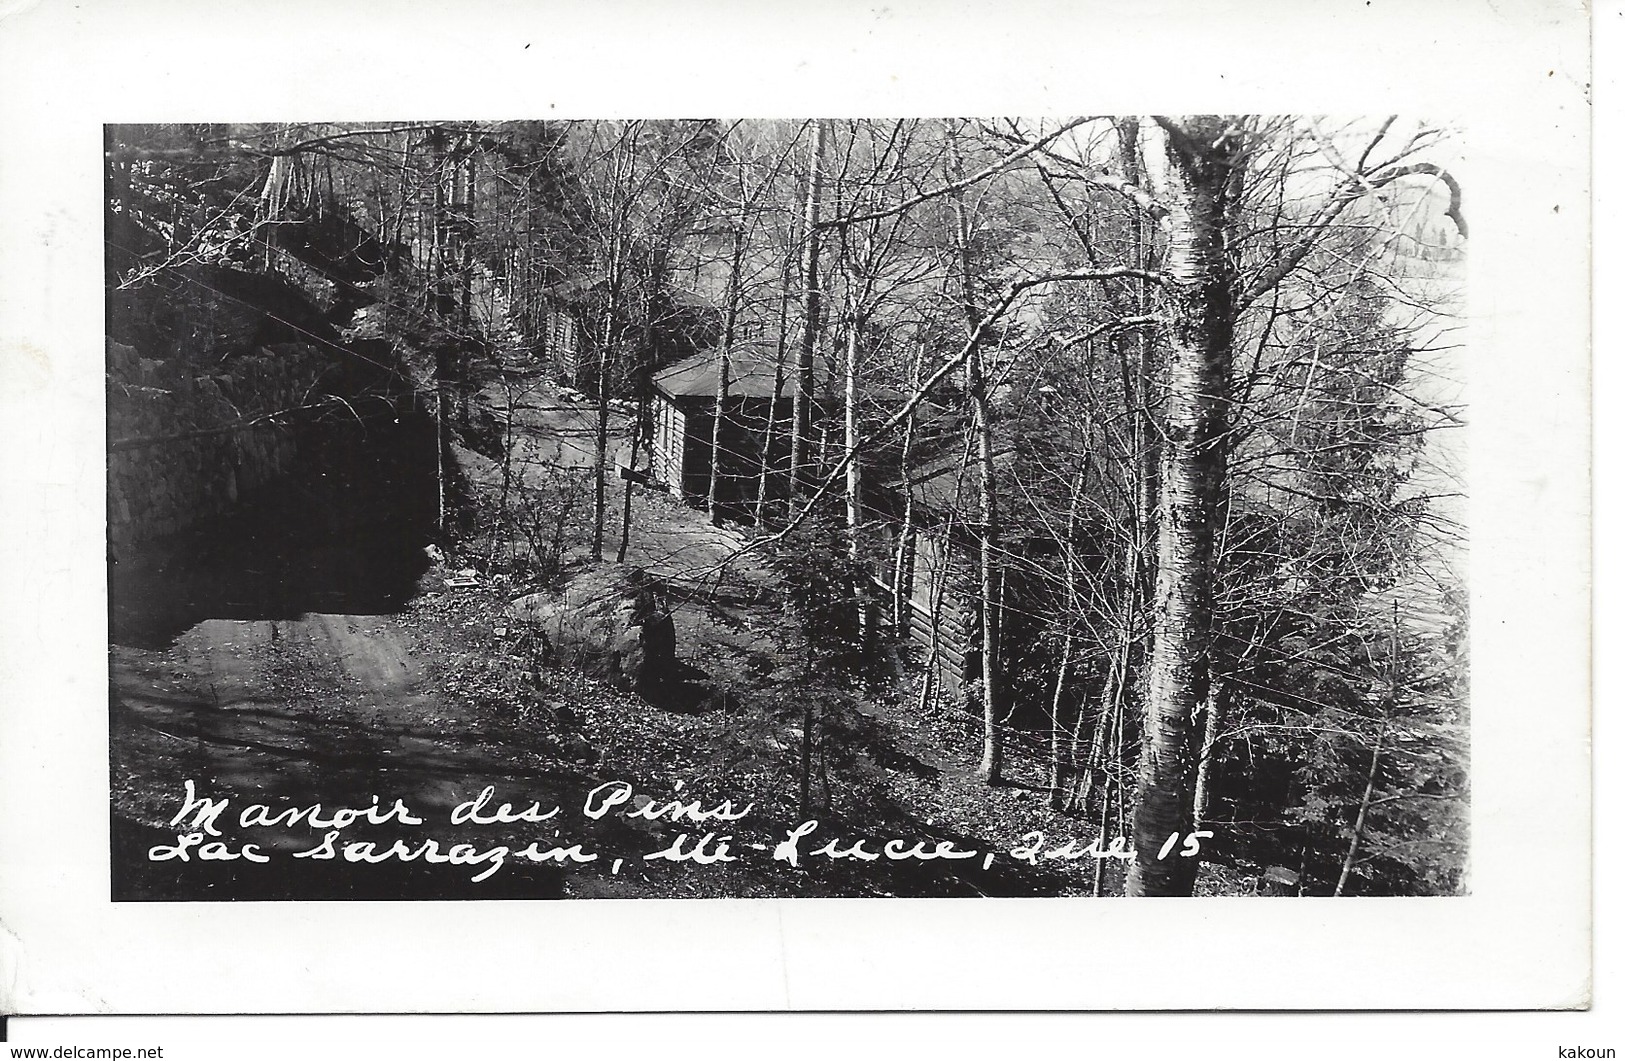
[0,0,1597,1034]
[105,116,1470,903]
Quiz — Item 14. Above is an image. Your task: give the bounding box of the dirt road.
[108,463,585,899]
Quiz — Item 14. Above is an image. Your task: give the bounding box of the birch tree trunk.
[591,128,634,562]
[427,129,449,535]
[258,150,292,271]
[1049,474,1083,809]
[455,137,476,424]
[1192,681,1227,831]
[1126,116,1243,898]
[790,121,826,492]
[891,358,920,627]
[947,126,1003,785]
[843,313,862,553]
[971,378,1003,782]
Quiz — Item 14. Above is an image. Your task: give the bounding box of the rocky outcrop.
[506,566,676,693]
[106,264,341,363]
[107,338,328,549]
[107,257,431,552]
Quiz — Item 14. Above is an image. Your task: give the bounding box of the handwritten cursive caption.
[149,779,1215,883]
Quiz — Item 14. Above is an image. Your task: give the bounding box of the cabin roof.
[539,274,606,304]
[874,408,1019,514]
[665,286,719,312]
[652,339,790,400]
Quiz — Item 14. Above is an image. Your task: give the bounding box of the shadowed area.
[110,420,436,651]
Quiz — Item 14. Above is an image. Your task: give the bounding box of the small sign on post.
[618,464,668,493]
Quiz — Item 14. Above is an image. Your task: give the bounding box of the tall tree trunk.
[918,510,959,718]
[616,392,646,565]
[798,683,817,822]
[790,120,825,492]
[891,390,919,627]
[1082,608,1133,815]
[1048,637,1073,810]
[1335,720,1387,897]
[456,139,475,425]
[491,374,518,567]
[455,139,472,330]
[1064,687,1090,814]
[947,126,1003,785]
[591,136,631,563]
[1335,605,1401,896]
[257,142,291,271]
[755,277,793,525]
[842,309,874,666]
[428,129,450,536]
[1118,121,1157,547]
[843,313,862,552]
[1049,474,1084,810]
[1192,681,1226,831]
[1102,119,1158,826]
[1126,117,1243,898]
[592,312,613,562]
[1118,117,1161,632]
[707,227,746,524]
[970,342,1002,782]
[592,250,620,563]
[1091,699,1119,897]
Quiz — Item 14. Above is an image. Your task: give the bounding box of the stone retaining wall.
[107,338,334,550]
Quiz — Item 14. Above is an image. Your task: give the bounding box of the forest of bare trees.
[106,116,1468,898]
